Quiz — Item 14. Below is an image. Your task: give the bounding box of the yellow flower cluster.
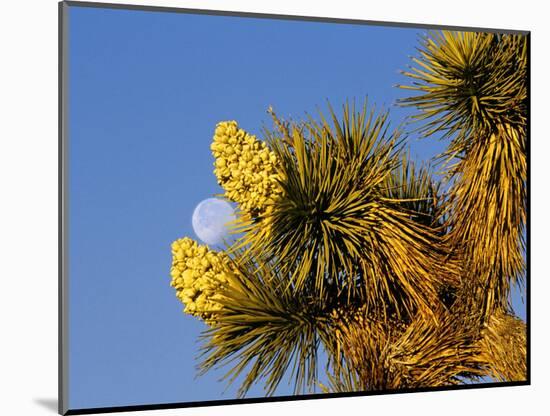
[170,237,230,323]
[211,121,282,214]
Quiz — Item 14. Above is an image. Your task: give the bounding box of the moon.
[192,198,236,246]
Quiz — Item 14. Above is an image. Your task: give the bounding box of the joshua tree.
[169,30,527,397]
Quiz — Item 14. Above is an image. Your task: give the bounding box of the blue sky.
[67,5,526,410]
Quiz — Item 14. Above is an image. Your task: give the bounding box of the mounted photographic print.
[59,1,530,414]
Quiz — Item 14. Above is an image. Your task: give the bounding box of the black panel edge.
[62,1,530,35]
